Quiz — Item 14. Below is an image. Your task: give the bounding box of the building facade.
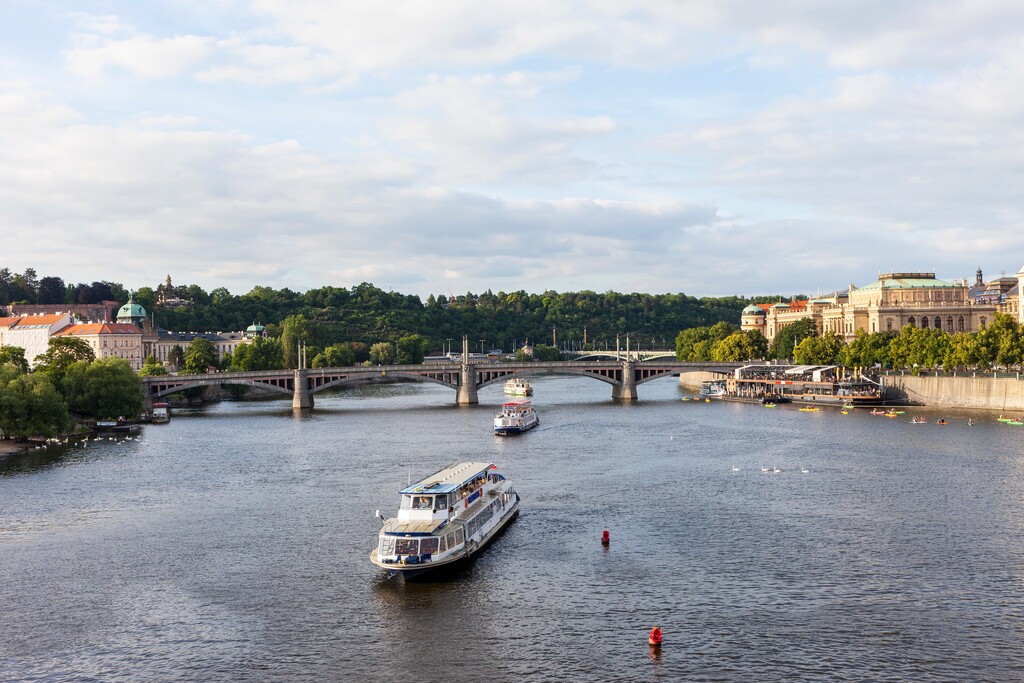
[0,313,76,368]
[741,271,1019,343]
[53,323,144,370]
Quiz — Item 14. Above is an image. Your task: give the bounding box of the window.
[945,317,952,331]
[420,537,439,555]
[435,495,448,510]
[439,535,447,553]
[887,319,893,331]
[921,317,929,329]
[958,316,965,331]
[454,528,465,545]
[907,317,916,327]
[934,317,941,329]
[412,496,432,509]
[394,538,418,555]
[379,536,396,555]
[980,317,987,329]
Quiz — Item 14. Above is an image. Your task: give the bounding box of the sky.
[2,1,1024,300]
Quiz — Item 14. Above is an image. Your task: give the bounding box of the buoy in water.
[648,626,663,647]
[601,530,610,546]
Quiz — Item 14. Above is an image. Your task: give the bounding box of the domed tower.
[245,322,267,339]
[116,292,147,327]
[740,304,766,335]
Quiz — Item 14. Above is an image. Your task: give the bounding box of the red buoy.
[648,626,663,646]
[601,530,610,545]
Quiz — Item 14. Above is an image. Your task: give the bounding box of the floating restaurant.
[707,364,888,406]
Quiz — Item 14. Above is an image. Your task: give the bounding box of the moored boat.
[370,462,520,579]
[151,402,170,424]
[503,377,533,397]
[494,400,539,435]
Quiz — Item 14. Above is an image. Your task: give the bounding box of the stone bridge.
[141,359,742,410]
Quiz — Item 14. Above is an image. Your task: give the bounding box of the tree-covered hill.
[3,266,765,352]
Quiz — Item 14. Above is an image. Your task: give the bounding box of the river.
[2,377,1023,682]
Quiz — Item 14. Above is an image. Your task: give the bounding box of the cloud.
[64,32,215,79]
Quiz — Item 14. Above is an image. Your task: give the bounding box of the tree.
[311,343,356,368]
[0,346,30,374]
[183,338,217,374]
[793,331,843,365]
[37,276,66,304]
[63,358,144,420]
[230,336,284,371]
[768,317,817,360]
[34,337,96,382]
[369,342,395,365]
[396,334,429,364]
[167,345,185,370]
[532,344,562,361]
[280,314,319,368]
[139,355,168,376]
[712,333,759,361]
[839,330,895,368]
[0,372,68,439]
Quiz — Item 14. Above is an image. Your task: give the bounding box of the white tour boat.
[370,461,520,579]
[503,377,533,396]
[493,400,539,435]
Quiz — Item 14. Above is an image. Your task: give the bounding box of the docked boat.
[493,400,539,435]
[700,380,727,399]
[370,461,520,579]
[151,402,170,424]
[503,377,533,397]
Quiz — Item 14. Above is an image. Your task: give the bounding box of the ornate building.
[741,271,1020,343]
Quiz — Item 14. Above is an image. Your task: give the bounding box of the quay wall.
[882,374,1024,411]
[678,371,719,392]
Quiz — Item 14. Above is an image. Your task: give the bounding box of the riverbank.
[681,370,1024,411]
[882,373,1024,411]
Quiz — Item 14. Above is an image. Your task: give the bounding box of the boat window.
[379,536,396,555]
[395,538,419,555]
[434,494,448,510]
[439,535,447,552]
[420,537,439,555]
[412,496,432,509]
[446,532,456,548]
[454,528,465,545]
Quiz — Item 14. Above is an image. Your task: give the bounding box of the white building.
[0,313,75,368]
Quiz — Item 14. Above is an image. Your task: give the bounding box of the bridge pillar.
[611,361,638,401]
[456,363,479,405]
[292,369,314,410]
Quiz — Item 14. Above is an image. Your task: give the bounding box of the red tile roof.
[54,323,142,336]
[6,313,70,327]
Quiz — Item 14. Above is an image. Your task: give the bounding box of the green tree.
[0,346,30,374]
[712,333,757,361]
[943,332,976,371]
[532,344,562,361]
[34,336,96,381]
[768,317,817,360]
[167,345,185,370]
[0,372,69,439]
[281,314,317,368]
[63,358,143,420]
[793,331,843,365]
[395,334,429,364]
[839,330,895,368]
[139,355,167,376]
[230,336,285,371]
[369,342,395,365]
[183,337,217,374]
[311,343,356,368]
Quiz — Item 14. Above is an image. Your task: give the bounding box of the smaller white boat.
[503,377,533,396]
[494,400,539,435]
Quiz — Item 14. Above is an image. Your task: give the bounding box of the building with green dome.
[116,293,147,326]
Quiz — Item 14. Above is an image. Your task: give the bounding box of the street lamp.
[479,339,486,356]
[446,338,452,356]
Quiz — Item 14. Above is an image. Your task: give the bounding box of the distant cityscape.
[742,266,1024,343]
[3,266,1024,372]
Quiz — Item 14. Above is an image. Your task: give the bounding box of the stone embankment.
[881,373,1024,411]
[679,371,1024,411]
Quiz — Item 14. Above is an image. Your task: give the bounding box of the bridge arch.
[476,366,624,390]
[151,378,293,398]
[309,371,458,394]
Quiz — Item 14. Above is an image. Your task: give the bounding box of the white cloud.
[64,32,215,79]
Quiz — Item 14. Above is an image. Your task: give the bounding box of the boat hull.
[494,420,539,435]
[371,501,520,579]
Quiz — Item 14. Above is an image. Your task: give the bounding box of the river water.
[2,377,1023,682]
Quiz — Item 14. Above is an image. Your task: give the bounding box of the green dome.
[116,294,146,321]
[771,302,790,309]
[246,323,266,333]
[742,304,765,315]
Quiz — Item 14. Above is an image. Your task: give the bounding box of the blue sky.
[2,1,1023,299]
